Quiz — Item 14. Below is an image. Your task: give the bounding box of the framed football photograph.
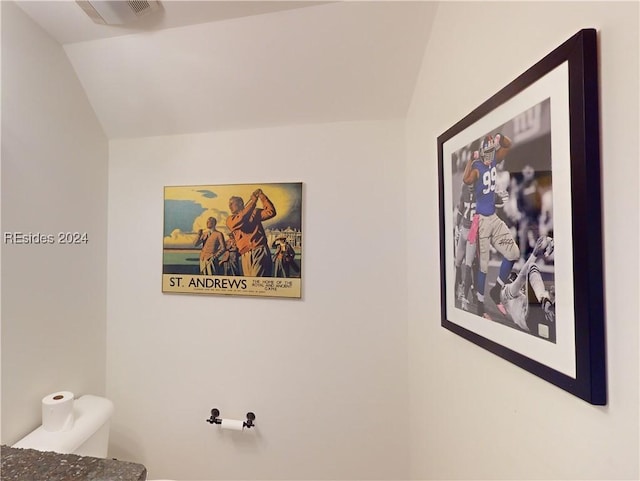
[437,29,606,404]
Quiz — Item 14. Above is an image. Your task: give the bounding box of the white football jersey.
[501,283,529,331]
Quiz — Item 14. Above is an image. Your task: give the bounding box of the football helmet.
[541,297,555,323]
[479,135,496,164]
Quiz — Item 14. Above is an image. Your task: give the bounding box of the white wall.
[406,2,639,480]
[0,2,109,445]
[107,121,409,480]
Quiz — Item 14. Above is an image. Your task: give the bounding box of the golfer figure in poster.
[226,188,276,277]
[272,236,299,278]
[194,217,226,275]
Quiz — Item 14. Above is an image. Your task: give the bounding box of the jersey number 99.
[482,167,497,194]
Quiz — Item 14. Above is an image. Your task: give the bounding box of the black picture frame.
[437,29,605,405]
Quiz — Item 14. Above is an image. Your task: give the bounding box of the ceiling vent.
[76,1,162,25]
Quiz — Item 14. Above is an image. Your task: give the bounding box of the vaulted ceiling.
[15,1,437,139]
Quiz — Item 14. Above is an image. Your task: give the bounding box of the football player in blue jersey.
[463,133,520,319]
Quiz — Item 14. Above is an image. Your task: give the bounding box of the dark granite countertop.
[1,445,147,481]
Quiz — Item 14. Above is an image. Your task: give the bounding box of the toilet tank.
[13,394,114,458]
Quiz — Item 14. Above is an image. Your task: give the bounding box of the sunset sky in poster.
[164,183,302,247]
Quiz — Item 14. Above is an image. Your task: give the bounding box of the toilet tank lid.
[13,394,114,454]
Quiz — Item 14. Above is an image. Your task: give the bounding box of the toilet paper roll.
[220,418,244,431]
[42,391,75,432]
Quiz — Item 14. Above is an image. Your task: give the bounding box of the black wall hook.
[244,412,256,429]
[205,408,221,425]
